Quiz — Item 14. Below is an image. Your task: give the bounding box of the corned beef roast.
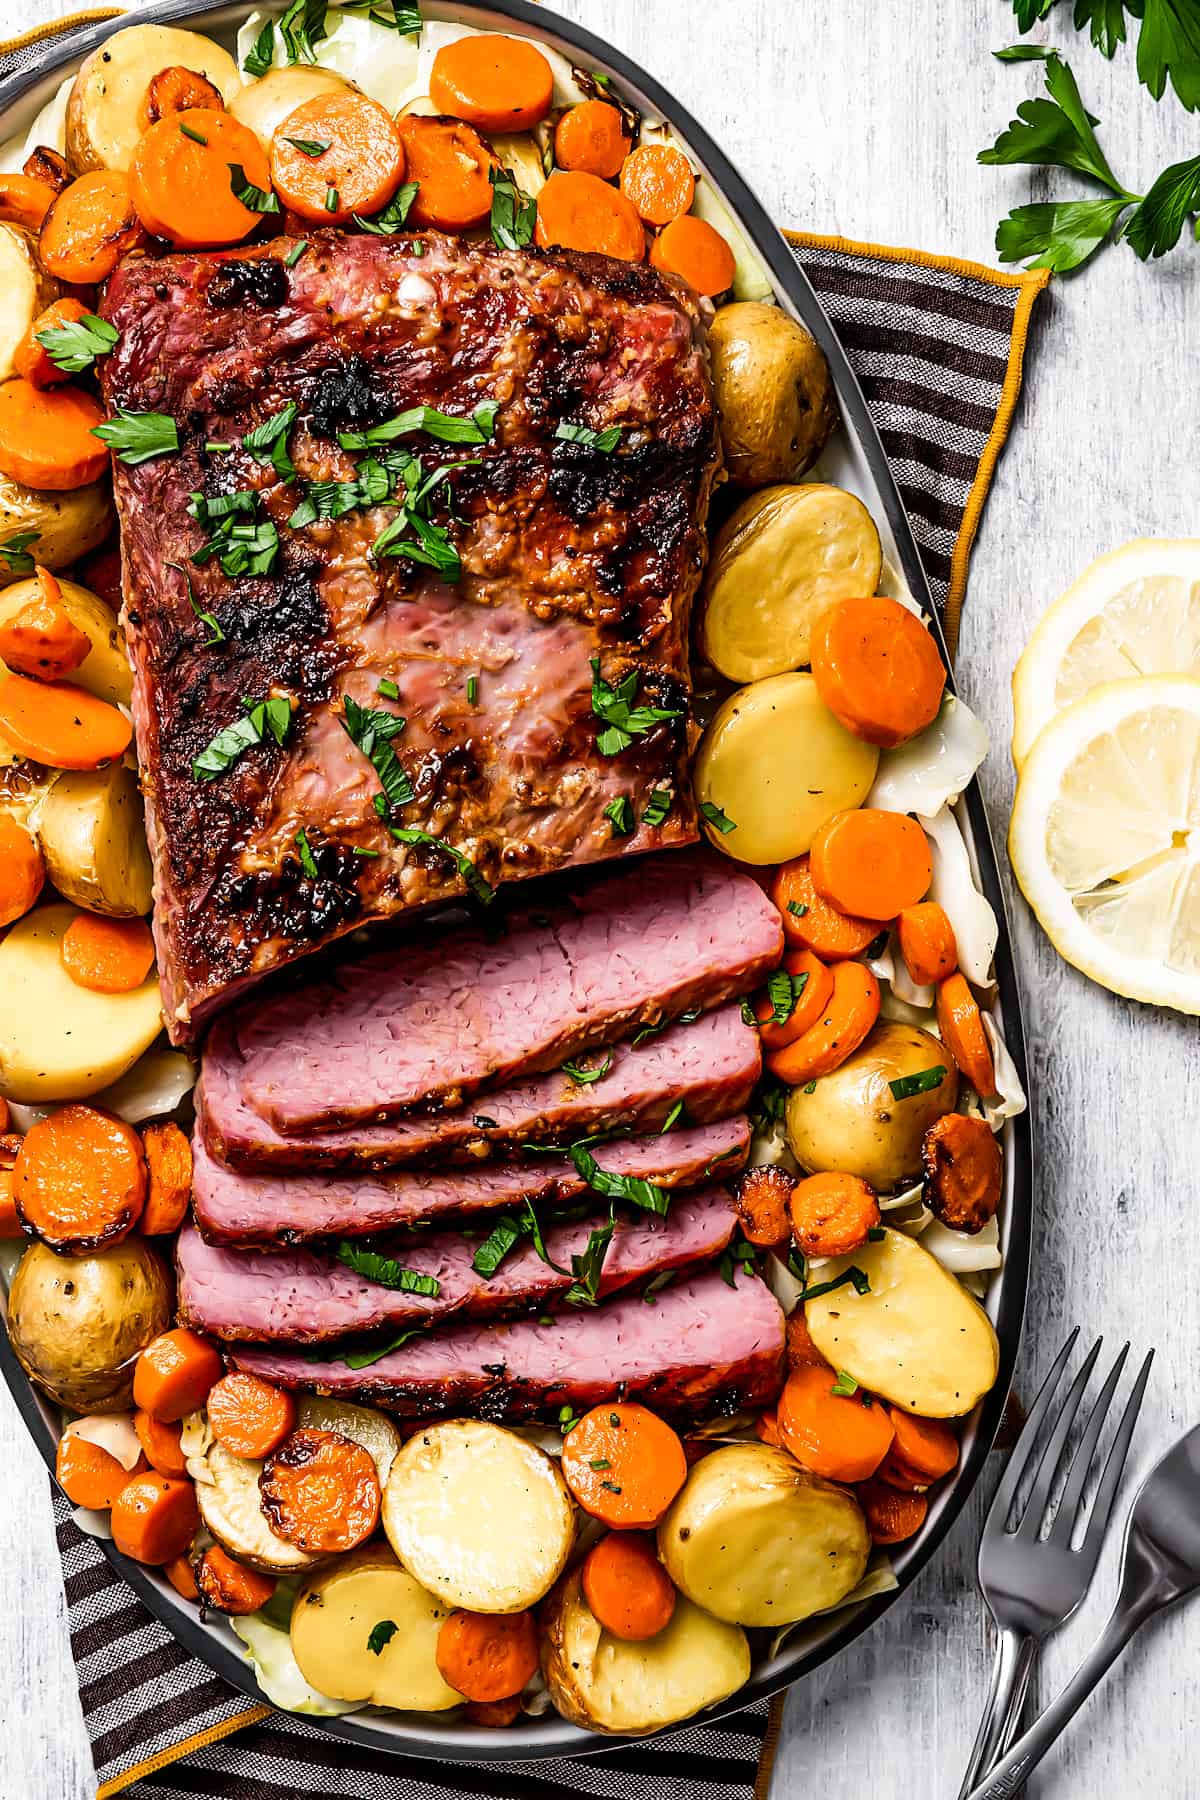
[99,231,721,1042]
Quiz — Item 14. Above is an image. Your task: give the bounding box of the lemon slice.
[1011,539,1200,767]
[1009,675,1200,1012]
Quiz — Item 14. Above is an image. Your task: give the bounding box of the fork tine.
[1047,1343,1130,1547]
[1075,1348,1154,1564]
[984,1328,1079,1533]
[1014,1337,1104,1539]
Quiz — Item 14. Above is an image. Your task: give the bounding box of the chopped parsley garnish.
[700,800,736,835]
[867,1225,885,1242]
[289,457,393,527]
[192,694,292,780]
[378,677,400,700]
[642,788,672,828]
[564,1213,615,1307]
[243,402,297,483]
[336,1242,441,1295]
[372,507,461,580]
[603,795,635,836]
[555,420,622,451]
[284,238,307,267]
[659,1098,684,1134]
[0,531,39,576]
[864,929,889,961]
[324,184,340,213]
[765,967,809,1028]
[343,1325,427,1369]
[631,1006,699,1049]
[641,1269,675,1304]
[294,827,318,878]
[798,1265,871,1303]
[188,490,280,579]
[830,1370,859,1398]
[467,673,479,705]
[284,136,330,157]
[473,1115,497,1130]
[342,0,422,36]
[609,1412,621,1427]
[340,401,499,451]
[229,163,281,214]
[278,0,329,64]
[389,824,493,906]
[561,1052,613,1087]
[354,182,419,234]
[569,1143,668,1216]
[367,1619,398,1655]
[488,165,536,250]
[589,659,684,756]
[787,901,809,917]
[340,693,413,813]
[179,122,208,145]
[600,1478,622,1494]
[589,1457,611,1470]
[888,1065,947,1101]
[558,1404,582,1435]
[243,15,277,75]
[719,1235,758,1287]
[164,560,223,647]
[803,1079,817,1094]
[92,407,179,466]
[36,311,118,374]
[472,1215,523,1277]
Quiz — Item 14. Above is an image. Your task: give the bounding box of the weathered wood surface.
[1,2,1197,1795]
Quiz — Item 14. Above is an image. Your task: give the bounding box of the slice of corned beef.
[216,856,780,1134]
[191,1117,749,1247]
[230,1266,785,1423]
[199,1001,759,1173]
[177,1186,736,1342]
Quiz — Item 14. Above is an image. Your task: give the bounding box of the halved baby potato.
[66,24,242,173]
[297,1397,401,1488]
[701,483,882,683]
[785,1022,959,1191]
[38,762,153,917]
[0,903,162,1102]
[0,474,113,590]
[0,225,59,383]
[0,576,130,706]
[693,671,878,864]
[6,1237,170,1414]
[707,302,837,489]
[805,1225,1000,1417]
[193,1437,321,1577]
[657,1443,869,1627]
[542,1567,750,1734]
[230,64,355,151]
[382,1419,574,1613]
[291,1545,461,1711]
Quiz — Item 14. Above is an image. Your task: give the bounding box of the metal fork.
[956,1329,1154,1796]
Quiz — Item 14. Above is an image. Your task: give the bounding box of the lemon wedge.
[1009,675,1200,1013]
[1011,539,1200,767]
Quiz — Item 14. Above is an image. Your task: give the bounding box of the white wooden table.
[2,2,1198,1794]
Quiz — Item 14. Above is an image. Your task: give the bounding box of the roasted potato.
[708,302,836,488]
[291,1545,461,1711]
[229,64,355,150]
[6,1237,170,1412]
[0,225,59,384]
[700,483,882,683]
[0,904,162,1102]
[657,1443,869,1626]
[66,24,242,173]
[489,131,548,197]
[0,576,130,706]
[542,1566,750,1734]
[805,1225,1000,1417]
[36,763,152,917]
[0,475,113,591]
[693,672,878,865]
[193,1438,321,1576]
[786,1023,959,1191]
[297,1397,401,1487]
[382,1420,574,1613]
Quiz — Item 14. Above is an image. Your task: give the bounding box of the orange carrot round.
[856,1476,928,1545]
[887,1408,960,1482]
[0,172,57,232]
[553,99,630,179]
[809,808,932,921]
[111,1473,199,1565]
[133,1328,223,1423]
[14,1104,147,1254]
[649,213,736,296]
[259,1428,380,1552]
[272,92,406,226]
[14,298,91,390]
[0,816,44,927]
[134,1408,189,1479]
[730,1163,797,1248]
[771,856,880,959]
[559,1401,687,1528]
[0,379,108,492]
[776,1364,894,1484]
[60,913,155,994]
[897,901,958,987]
[581,1531,676,1641]
[785,1308,828,1370]
[789,1171,881,1258]
[207,1370,296,1461]
[922,1111,1002,1234]
[766,958,880,1086]
[38,171,143,284]
[619,143,695,226]
[23,147,70,195]
[754,1408,781,1447]
[0,671,132,769]
[56,1431,142,1510]
[754,947,833,1050]
[396,115,497,231]
[139,1122,193,1237]
[0,576,91,680]
[435,1607,539,1701]
[936,972,997,1098]
[130,109,271,249]
[810,595,947,749]
[142,65,225,127]
[166,1553,200,1600]
[535,168,645,261]
[196,1544,277,1615]
[429,34,554,132]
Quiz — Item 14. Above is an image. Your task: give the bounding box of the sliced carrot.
[0,173,57,232]
[619,143,695,226]
[14,298,91,390]
[23,146,70,195]
[166,1553,200,1600]
[0,815,44,927]
[809,594,947,749]
[922,1111,1002,1234]
[755,1408,781,1446]
[396,115,497,231]
[0,1134,21,1239]
[259,1428,380,1552]
[0,568,90,679]
[650,213,736,296]
[553,99,630,179]
[139,1122,193,1237]
[559,1401,686,1528]
[0,379,109,492]
[429,33,554,132]
[789,1172,881,1258]
[776,1364,894,1484]
[581,1532,676,1641]
[876,1447,934,1492]
[0,671,131,769]
[129,109,271,249]
[56,1431,142,1510]
[39,172,143,284]
[206,1370,296,1461]
[897,901,958,987]
[196,1544,277,1616]
[809,808,932,921]
[936,973,997,1098]
[766,958,880,1086]
[134,1409,189,1479]
[436,1607,539,1701]
[771,856,880,959]
[535,168,645,261]
[887,1408,960,1482]
[111,1473,199,1565]
[464,1696,522,1728]
[856,1477,928,1545]
[730,1163,797,1248]
[785,1308,828,1370]
[754,947,833,1050]
[132,1328,223,1423]
[271,92,406,226]
[60,914,155,994]
[14,1104,147,1254]
[142,65,226,127]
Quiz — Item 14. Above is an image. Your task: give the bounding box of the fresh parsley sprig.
[36,312,118,375]
[389,824,494,905]
[340,693,413,812]
[488,166,537,251]
[589,659,684,756]
[92,408,179,466]
[1008,0,1200,111]
[192,694,292,780]
[354,182,419,235]
[335,1242,441,1295]
[0,531,39,576]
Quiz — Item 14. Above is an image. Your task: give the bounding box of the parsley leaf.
[0,531,39,576]
[980,51,1130,193]
[188,490,280,579]
[340,693,412,812]
[555,420,622,451]
[589,659,684,755]
[997,196,1132,269]
[294,826,319,877]
[766,967,809,1028]
[603,795,635,836]
[284,238,307,268]
[630,1006,699,1050]
[164,559,224,647]
[642,788,672,828]
[354,182,419,234]
[569,1143,669,1216]
[92,408,179,466]
[1072,0,1134,58]
[1011,0,1057,26]
[561,1052,613,1087]
[798,1265,871,1303]
[830,1369,859,1398]
[367,1619,398,1655]
[472,1215,524,1277]
[283,136,330,157]
[1125,152,1200,256]
[372,508,461,579]
[488,165,537,250]
[278,0,328,64]
[335,1242,441,1295]
[243,17,277,76]
[389,824,494,905]
[340,401,498,450]
[229,163,281,213]
[343,0,422,33]
[343,1325,428,1368]
[564,1212,615,1307]
[1135,0,1200,111]
[888,1065,948,1101]
[243,402,297,483]
[36,311,118,375]
[192,695,292,780]
[700,799,736,835]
